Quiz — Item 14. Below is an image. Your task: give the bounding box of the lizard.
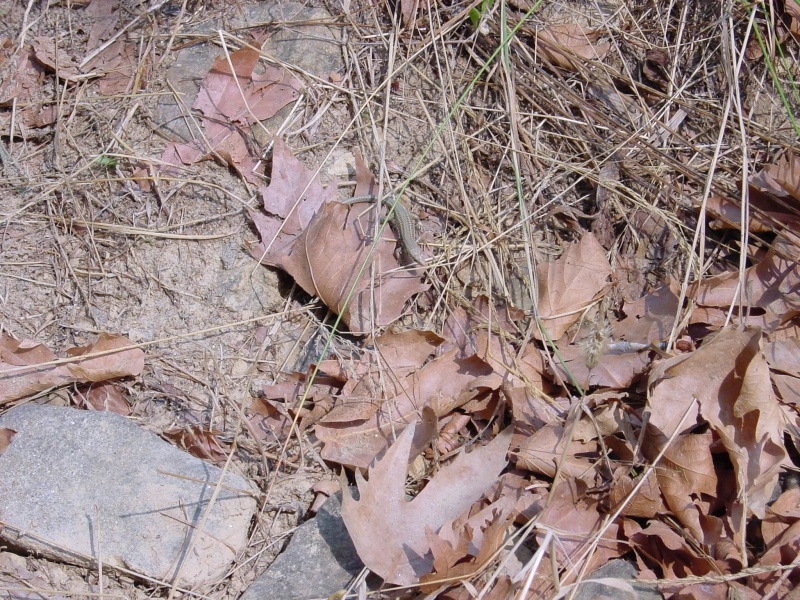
[342,194,427,265]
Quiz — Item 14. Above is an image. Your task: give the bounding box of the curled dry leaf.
[605,466,667,519]
[162,426,231,465]
[548,340,650,389]
[74,382,131,416]
[613,283,680,344]
[85,39,138,96]
[690,238,799,334]
[419,507,513,593]
[656,431,722,545]
[625,519,706,579]
[533,233,612,341]
[31,36,82,80]
[646,326,785,519]
[0,428,15,455]
[513,422,599,481]
[341,421,511,585]
[65,333,145,381]
[250,139,428,332]
[641,48,670,91]
[0,333,144,403]
[85,0,120,51]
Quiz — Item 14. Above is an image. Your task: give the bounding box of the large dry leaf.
[691,237,800,332]
[161,48,302,185]
[194,48,301,123]
[704,154,800,245]
[65,333,144,381]
[85,39,138,96]
[163,426,231,465]
[316,348,493,468]
[606,466,667,519]
[531,478,622,593]
[31,36,82,80]
[749,152,800,204]
[320,329,443,425]
[513,423,599,480]
[0,40,47,106]
[74,382,131,415]
[85,0,120,51]
[341,421,511,585]
[548,340,650,389]
[613,283,680,343]
[534,233,612,341]
[625,519,718,579]
[0,334,144,403]
[535,24,610,72]
[645,326,786,518]
[655,431,720,545]
[761,488,800,549]
[764,337,800,376]
[419,505,513,592]
[250,139,428,332]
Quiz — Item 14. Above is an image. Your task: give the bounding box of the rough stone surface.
[572,559,663,600]
[156,2,344,144]
[0,405,257,587]
[240,492,363,600]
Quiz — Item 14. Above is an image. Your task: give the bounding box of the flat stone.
[240,492,363,600]
[156,2,343,144]
[571,559,663,600]
[0,405,257,587]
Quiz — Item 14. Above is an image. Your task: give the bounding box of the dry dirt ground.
[1,0,799,598]
[0,1,355,597]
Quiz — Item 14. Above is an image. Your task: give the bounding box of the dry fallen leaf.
[250,139,428,332]
[74,382,131,416]
[534,233,612,341]
[513,422,599,481]
[613,283,680,344]
[531,477,622,593]
[548,339,650,389]
[85,39,138,96]
[625,518,716,579]
[605,466,667,519]
[316,348,492,469]
[0,333,144,403]
[65,333,145,381]
[85,0,120,51]
[163,426,231,465]
[31,36,83,80]
[161,47,302,185]
[419,507,512,593]
[646,326,786,520]
[656,431,722,545]
[691,236,800,334]
[341,421,511,585]
[535,24,610,72]
[0,428,15,455]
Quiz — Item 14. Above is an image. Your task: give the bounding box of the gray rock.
[571,559,662,600]
[156,2,344,144]
[0,405,257,587]
[240,492,363,600]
